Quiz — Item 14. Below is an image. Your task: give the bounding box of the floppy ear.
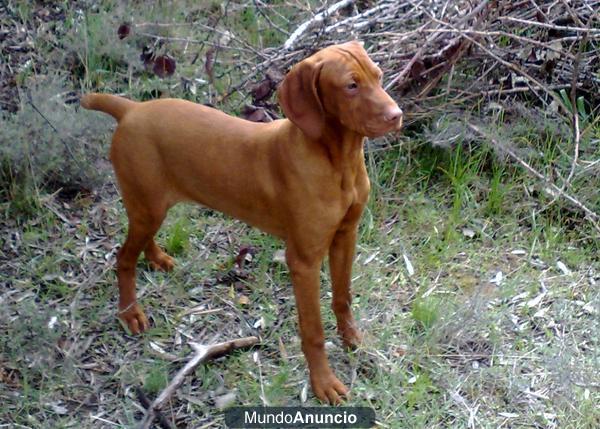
[277,58,324,140]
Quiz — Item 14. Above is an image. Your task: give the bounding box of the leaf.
[526,292,546,308]
[461,227,475,238]
[544,40,562,61]
[117,23,130,39]
[498,412,519,418]
[300,383,308,403]
[403,253,414,277]
[265,67,284,84]
[253,316,265,329]
[235,246,255,268]
[535,10,546,22]
[273,249,286,264]
[47,316,58,329]
[410,60,426,80]
[556,260,571,275]
[250,79,274,102]
[214,391,237,410]
[153,55,176,78]
[363,250,380,265]
[242,105,271,123]
[490,271,503,285]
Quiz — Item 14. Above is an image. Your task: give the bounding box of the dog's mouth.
[364,118,403,138]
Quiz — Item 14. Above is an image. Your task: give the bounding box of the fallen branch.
[135,386,173,429]
[468,123,600,229]
[138,336,260,429]
[498,16,600,33]
[564,32,589,186]
[283,0,354,50]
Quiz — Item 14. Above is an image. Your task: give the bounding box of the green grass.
[2,144,599,426]
[164,217,192,256]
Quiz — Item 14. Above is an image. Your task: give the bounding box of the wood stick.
[135,386,174,429]
[283,0,355,50]
[499,16,600,33]
[138,336,260,429]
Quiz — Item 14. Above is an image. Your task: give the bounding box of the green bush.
[0,74,112,212]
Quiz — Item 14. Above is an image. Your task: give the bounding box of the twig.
[422,28,576,59]
[324,1,392,34]
[468,123,600,229]
[385,0,491,91]
[135,386,173,429]
[384,24,441,91]
[456,32,570,113]
[283,0,355,50]
[27,98,79,165]
[564,32,588,186]
[499,16,600,33]
[253,0,289,36]
[138,336,259,429]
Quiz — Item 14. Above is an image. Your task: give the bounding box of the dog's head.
[278,41,402,140]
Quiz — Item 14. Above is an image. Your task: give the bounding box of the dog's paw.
[311,370,349,405]
[118,302,150,334]
[148,253,175,272]
[339,325,364,350]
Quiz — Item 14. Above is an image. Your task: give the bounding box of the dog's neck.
[320,123,365,169]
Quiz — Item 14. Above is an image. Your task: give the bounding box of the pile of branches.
[238,0,599,228]
[244,0,599,117]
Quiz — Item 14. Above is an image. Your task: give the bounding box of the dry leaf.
[153,55,176,78]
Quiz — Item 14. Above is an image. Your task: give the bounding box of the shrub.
[0,74,113,212]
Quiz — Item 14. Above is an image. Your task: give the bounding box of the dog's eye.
[347,82,358,90]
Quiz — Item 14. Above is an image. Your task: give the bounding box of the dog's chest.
[339,167,369,207]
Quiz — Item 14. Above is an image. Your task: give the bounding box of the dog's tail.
[80,93,136,121]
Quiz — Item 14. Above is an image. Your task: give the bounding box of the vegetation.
[1,1,598,427]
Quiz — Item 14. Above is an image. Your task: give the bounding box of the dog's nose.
[384,106,403,123]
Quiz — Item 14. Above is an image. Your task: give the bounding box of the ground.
[1,1,598,428]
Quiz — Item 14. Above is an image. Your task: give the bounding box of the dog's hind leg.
[116,203,167,334]
[111,134,171,333]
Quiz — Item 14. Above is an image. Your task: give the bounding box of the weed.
[164,218,192,256]
[144,365,168,394]
[411,296,440,332]
[485,163,507,215]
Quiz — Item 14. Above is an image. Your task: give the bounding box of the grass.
[6,137,597,427]
[1,1,599,428]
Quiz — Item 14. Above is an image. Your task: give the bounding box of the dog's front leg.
[286,246,349,404]
[329,226,363,349]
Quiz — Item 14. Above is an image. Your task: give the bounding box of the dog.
[81,41,402,404]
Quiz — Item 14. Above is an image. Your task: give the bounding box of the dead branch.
[564,32,589,186]
[283,0,355,50]
[498,16,600,33]
[135,386,173,429]
[468,123,600,229]
[138,336,259,429]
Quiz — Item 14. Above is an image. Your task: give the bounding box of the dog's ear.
[277,58,324,140]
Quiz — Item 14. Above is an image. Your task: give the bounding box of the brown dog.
[82,41,402,404]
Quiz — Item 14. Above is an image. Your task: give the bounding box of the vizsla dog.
[82,41,402,403]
